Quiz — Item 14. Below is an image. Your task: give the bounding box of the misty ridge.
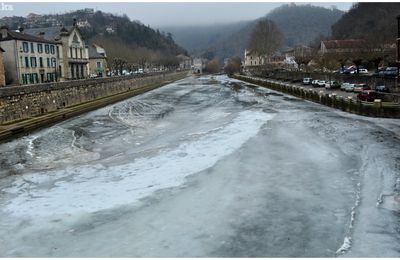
[161,3,400,61]
[160,4,345,60]
[1,2,399,69]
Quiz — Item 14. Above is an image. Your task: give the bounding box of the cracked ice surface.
[0,75,399,257]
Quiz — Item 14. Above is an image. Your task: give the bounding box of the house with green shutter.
[0,26,62,85]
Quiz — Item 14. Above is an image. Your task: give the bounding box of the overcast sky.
[0,2,354,27]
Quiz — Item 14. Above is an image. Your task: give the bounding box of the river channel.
[0,75,399,257]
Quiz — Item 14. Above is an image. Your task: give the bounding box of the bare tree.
[293,47,317,72]
[248,19,283,58]
[224,57,242,75]
[204,59,221,74]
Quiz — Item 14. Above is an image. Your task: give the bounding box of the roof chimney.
[18,27,24,34]
[0,26,9,39]
[38,31,45,38]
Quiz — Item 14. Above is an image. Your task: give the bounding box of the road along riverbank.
[0,71,189,142]
[233,74,400,118]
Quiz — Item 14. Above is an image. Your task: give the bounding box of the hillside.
[266,4,343,47]
[331,3,400,44]
[165,4,343,60]
[161,21,251,55]
[0,10,188,64]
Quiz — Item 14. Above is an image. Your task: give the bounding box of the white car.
[345,83,356,92]
[317,80,326,87]
[303,77,312,85]
[341,82,350,91]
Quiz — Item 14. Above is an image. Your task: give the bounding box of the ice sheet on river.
[3,110,273,217]
[0,75,399,257]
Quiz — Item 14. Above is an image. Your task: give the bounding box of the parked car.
[325,81,340,89]
[358,68,369,74]
[312,79,319,87]
[303,77,313,85]
[383,67,398,77]
[342,68,352,74]
[353,84,371,93]
[373,67,386,76]
[341,82,350,91]
[345,83,356,92]
[375,85,390,93]
[317,80,326,87]
[357,90,378,102]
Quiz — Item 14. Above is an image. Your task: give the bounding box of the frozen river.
[0,75,399,257]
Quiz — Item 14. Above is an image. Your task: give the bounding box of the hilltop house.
[25,25,90,80]
[88,43,107,77]
[0,26,63,85]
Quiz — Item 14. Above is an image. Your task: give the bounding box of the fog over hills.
[160,4,344,60]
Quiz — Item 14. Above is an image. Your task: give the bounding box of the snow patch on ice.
[3,110,274,219]
[336,236,352,254]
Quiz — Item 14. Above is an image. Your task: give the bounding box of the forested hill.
[162,4,344,60]
[331,3,400,43]
[266,4,344,47]
[0,10,188,63]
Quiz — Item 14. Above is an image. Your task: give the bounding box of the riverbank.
[0,72,188,143]
[233,74,400,118]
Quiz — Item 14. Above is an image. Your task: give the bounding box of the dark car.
[383,67,398,77]
[342,68,355,74]
[375,85,390,93]
[374,67,386,76]
[357,90,378,102]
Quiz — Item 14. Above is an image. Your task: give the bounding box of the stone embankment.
[234,74,400,118]
[0,71,188,142]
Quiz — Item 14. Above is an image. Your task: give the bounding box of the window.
[47,57,50,67]
[30,42,34,53]
[51,58,56,68]
[30,57,37,67]
[22,42,29,53]
[69,47,73,58]
[96,61,102,68]
[45,44,49,54]
[75,48,78,59]
[33,73,38,84]
[56,46,59,58]
[80,48,82,59]
[25,57,29,67]
[22,74,27,84]
[37,44,43,53]
[27,74,33,84]
[46,73,54,82]
[39,57,43,67]
[50,45,55,54]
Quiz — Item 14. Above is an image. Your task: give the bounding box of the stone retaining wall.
[0,72,187,124]
[234,75,400,118]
